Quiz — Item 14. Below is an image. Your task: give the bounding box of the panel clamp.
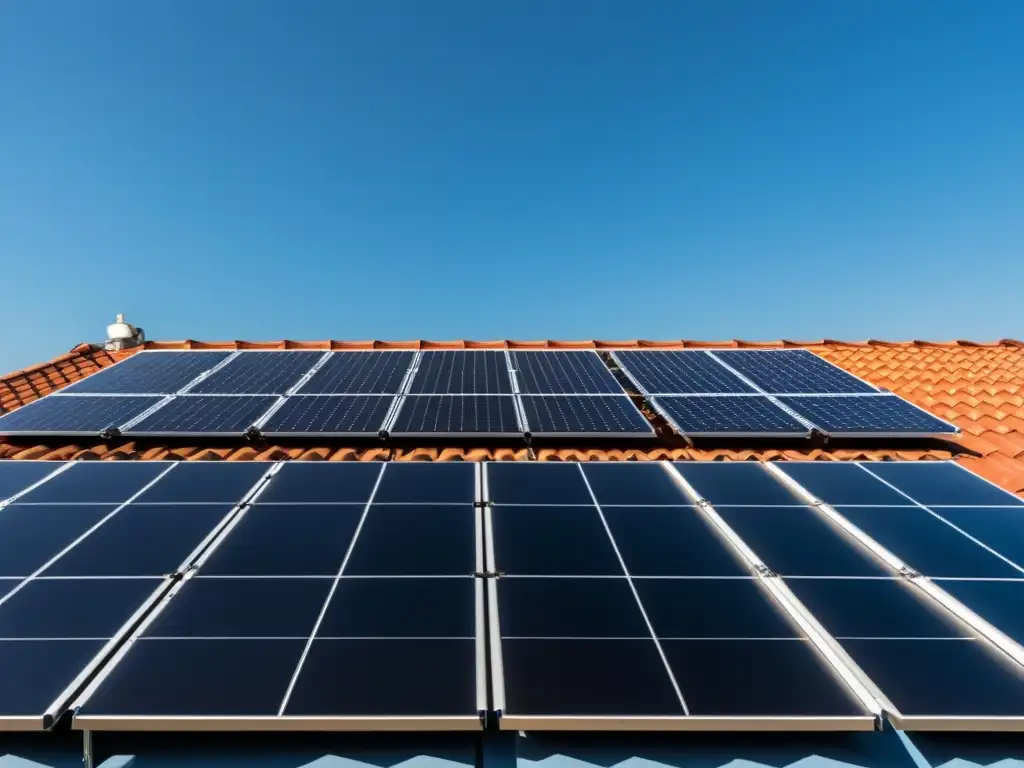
[244,425,264,443]
[897,565,921,579]
[473,501,493,509]
[752,563,778,578]
[473,570,503,579]
[100,426,122,441]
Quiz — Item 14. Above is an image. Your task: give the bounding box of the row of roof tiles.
[1,339,1023,498]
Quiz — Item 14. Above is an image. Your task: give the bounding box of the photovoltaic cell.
[0,462,61,502]
[712,350,876,394]
[931,508,1024,569]
[19,462,168,504]
[126,396,276,435]
[834,506,1023,578]
[487,462,591,505]
[0,640,107,717]
[261,395,393,435]
[633,579,794,638]
[407,351,512,394]
[133,462,269,504]
[614,351,756,395]
[390,395,520,435]
[0,396,162,435]
[0,505,116,577]
[601,506,748,577]
[785,579,962,639]
[373,462,475,504]
[864,462,1024,507]
[298,351,414,395]
[652,395,809,436]
[343,505,476,576]
[511,351,623,395]
[521,395,653,435]
[491,506,622,576]
[777,463,912,506]
[779,395,955,435]
[713,507,888,577]
[61,352,232,395]
[581,462,689,506]
[189,352,322,395]
[320,578,474,638]
[258,462,382,504]
[674,462,803,506]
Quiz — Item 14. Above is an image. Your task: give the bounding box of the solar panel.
[72,462,484,730]
[260,395,393,436]
[864,462,1024,507]
[712,350,877,394]
[297,351,415,394]
[520,395,653,436]
[407,351,512,394]
[486,462,871,728]
[61,352,233,395]
[125,396,276,435]
[0,461,267,728]
[778,395,955,437]
[189,351,323,395]
[511,351,624,394]
[611,349,958,439]
[0,462,62,502]
[651,395,810,437]
[613,351,756,395]
[770,460,1024,727]
[0,396,162,436]
[389,395,521,436]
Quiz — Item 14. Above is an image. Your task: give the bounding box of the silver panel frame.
[259,394,396,438]
[518,395,655,438]
[386,394,526,438]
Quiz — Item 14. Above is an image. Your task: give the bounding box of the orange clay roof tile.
[0,339,1022,499]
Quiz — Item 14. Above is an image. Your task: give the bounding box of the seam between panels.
[276,462,387,716]
[576,463,691,716]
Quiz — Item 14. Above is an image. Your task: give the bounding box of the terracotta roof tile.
[1,339,1023,498]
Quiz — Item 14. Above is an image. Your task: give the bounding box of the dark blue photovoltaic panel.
[652,396,809,436]
[0,462,61,502]
[61,352,232,395]
[126,396,275,435]
[189,352,322,395]
[0,396,162,435]
[614,351,756,395]
[713,350,876,394]
[298,352,414,394]
[407,351,512,394]
[779,395,956,435]
[18,462,168,504]
[939,580,1024,647]
[261,395,392,435]
[390,395,520,435]
[511,352,624,395]
[776,463,912,506]
[835,506,1022,578]
[521,396,653,435]
[865,462,1023,507]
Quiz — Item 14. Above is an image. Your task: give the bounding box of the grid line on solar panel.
[125,395,276,435]
[711,350,878,394]
[613,351,757,395]
[520,395,653,435]
[61,351,234,395]
[778,395,957,436]
[260,395,393,435]
[297,351,415,395]
[189,352,324,395]
[0,462,65,503]
[652,395,810,436]
[389,395,521,435]
[407,350,512,395]
[0,396,163,435]
[510,351,624,395]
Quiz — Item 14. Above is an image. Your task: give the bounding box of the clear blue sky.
[2,1,1022,373]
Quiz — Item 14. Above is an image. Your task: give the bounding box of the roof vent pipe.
[104,313,146,352]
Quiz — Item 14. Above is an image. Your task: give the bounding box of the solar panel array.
[612,349,958,438]
[1,459,1022,733]
[0,349,957,440]
[0,350,653,439]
